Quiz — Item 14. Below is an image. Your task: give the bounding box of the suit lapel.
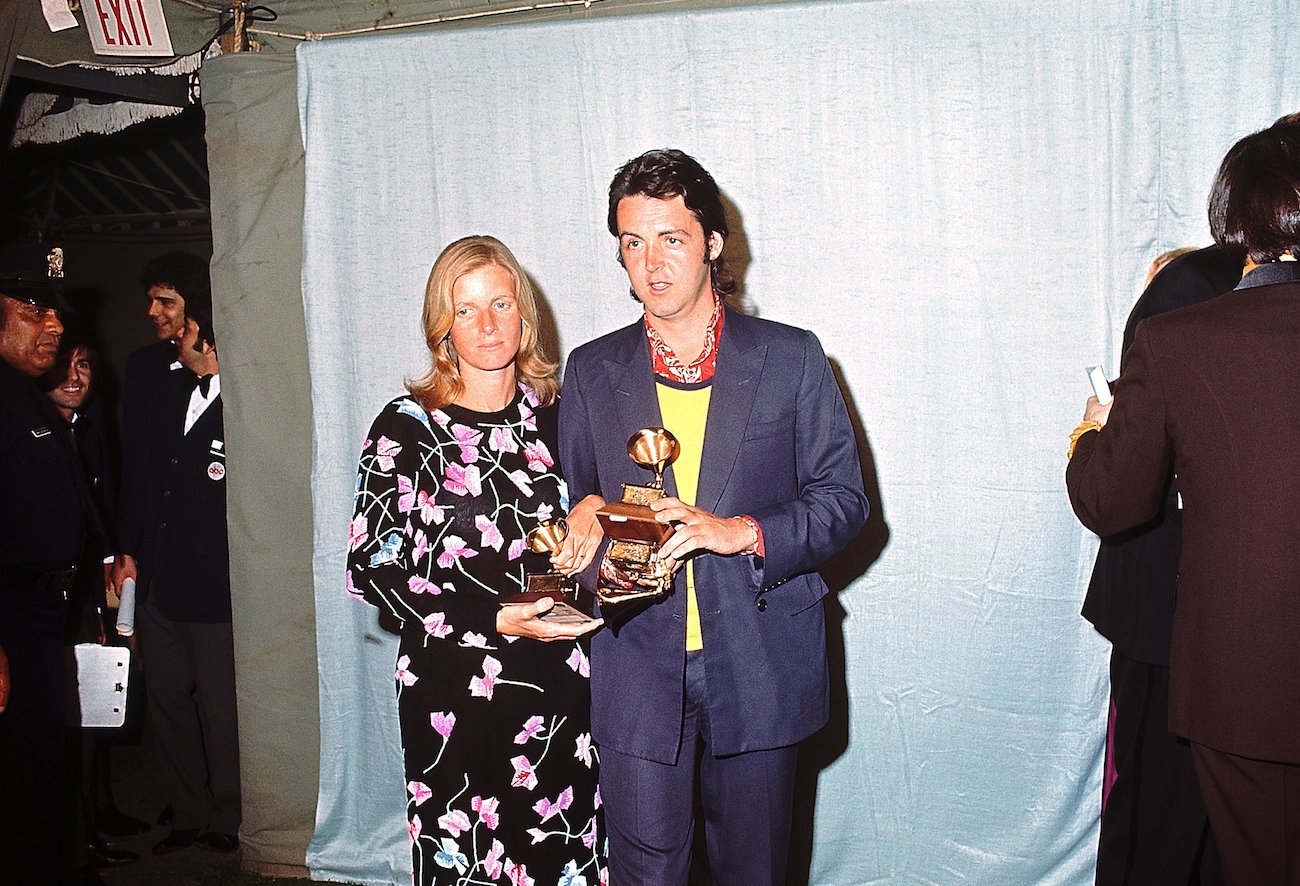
[696,309,766,514]
[603,324,673,491]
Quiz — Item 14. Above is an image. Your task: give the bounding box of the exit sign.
[86,0,174,57]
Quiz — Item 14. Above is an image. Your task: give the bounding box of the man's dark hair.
[57,326,99,367]
[138,251,210,302]
[41,326,100,395]
[1208,120,1300,264]
[184,285,216,350]
[607,149,735,296]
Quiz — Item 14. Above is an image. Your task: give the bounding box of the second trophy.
[498,518,593,623]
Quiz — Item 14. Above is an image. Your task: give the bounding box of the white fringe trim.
[8,44,219,147]
[10,95,185,147]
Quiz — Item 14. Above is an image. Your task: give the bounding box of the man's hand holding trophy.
[594,427,682,604]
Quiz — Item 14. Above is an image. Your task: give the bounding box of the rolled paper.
[116,577,137,637]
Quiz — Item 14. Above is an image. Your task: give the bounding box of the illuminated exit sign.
[86,0,174,57]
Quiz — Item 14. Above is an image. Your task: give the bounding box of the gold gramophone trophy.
[594,427,681,603]
[499,518,593,623]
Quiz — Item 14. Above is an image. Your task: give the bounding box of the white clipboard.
[73,644,131,728]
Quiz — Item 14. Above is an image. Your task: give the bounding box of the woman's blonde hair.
[406,235,558,411]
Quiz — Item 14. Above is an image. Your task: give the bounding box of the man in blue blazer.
[559,149,869,884]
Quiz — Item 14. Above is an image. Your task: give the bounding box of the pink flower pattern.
[532,786,573,823]
[510,755,538,790]
[476,514,505,551]
[407,780,432,805]
[507,469,534,498]
[565,647,590,678]
[459,631,490,649]
[347,515,368,552]
[484,839,506,878]
[344,570,363,602]
[489,425,518,453]
[505,859,535,886]
[450,423,483,463]
[473,794,500,830]
[375,435,402,471]
[518,401,537,431]
[514,715,545,745]
[396,474,417,514]
[422,612,453,639]
[470,655,503,700]
[347,390,601,883]
[431,711,456,739]
[416,490,442,525]
[523,440,553,473]
[437,808,471,836]
[408,575,437,595]
[437,535,478,569]
[444,462,483,497]
[395,655,419,687]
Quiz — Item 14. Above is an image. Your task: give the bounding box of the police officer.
[0,248,92,884]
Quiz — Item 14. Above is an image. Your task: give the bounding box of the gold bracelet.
[1067,420,1103,458]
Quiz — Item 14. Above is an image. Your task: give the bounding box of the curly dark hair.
[607,149,735,296]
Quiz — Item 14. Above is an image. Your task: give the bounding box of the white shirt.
[184,374,220,435]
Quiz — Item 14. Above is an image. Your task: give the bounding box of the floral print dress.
[347,385,605,886]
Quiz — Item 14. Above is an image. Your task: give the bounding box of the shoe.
[157,803,174,826]
[89,840,139,867]
[195,831,239,853]
[96,806,151,837]
[152,828,200,855]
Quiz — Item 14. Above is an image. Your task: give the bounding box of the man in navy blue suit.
[558,149,869,884]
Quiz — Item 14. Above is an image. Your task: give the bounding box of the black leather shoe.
[195,831,239,853]
[89,840,139,867]
[96,806,151,837]
[152,828,200,855]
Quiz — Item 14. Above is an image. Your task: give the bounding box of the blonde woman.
[347,236,605,885]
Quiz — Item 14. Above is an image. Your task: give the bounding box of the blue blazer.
[559,306,869,763]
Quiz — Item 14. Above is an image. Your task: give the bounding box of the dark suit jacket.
[126,373,231,623]
[560,306,869,763]
[1082,246,1241,665]
[1068,262,1300,763]
[117,340,180,553]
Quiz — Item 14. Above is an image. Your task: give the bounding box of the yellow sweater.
[656,382,711,651]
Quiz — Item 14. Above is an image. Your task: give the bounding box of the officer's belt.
[0,567,78,595]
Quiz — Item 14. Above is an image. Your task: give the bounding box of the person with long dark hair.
[1068,118,1300,884]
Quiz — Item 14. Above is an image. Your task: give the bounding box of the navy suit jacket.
[560,306,869,763]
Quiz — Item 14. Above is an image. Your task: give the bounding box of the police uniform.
[0,347,88,884]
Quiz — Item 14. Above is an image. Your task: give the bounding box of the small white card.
[74,644,131,728]
[41,0,79,32]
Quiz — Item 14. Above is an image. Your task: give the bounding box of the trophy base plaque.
[505,518,599,623]
[595,483,676,604]
[500,585,594,625]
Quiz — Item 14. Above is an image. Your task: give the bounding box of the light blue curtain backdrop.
[298,2,1300,882]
